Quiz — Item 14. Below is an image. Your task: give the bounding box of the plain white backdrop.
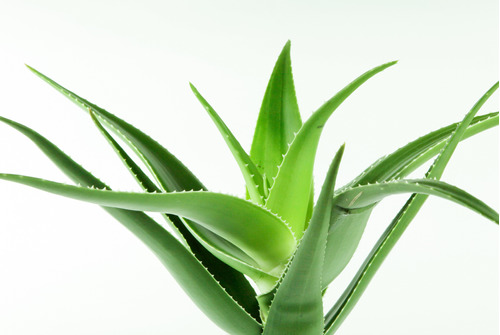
[0,1,498,334]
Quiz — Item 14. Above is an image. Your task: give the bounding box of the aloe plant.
[1,41,498,334]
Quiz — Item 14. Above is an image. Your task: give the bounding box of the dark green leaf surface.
[0,116,262,334]
[324,82,498,334]
[250,40,302,187]
[263,145,344,335]
[265,61,397,237]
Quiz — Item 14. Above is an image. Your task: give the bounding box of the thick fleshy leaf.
[342,112,499,190]
[0,173,296,275]
[26,65,203,193]
[26,67,268,314]
[265,61,397,237]
[89,112,274,293]
[324,82,498,334]
[0,117,262,333]
[323,111,498,286]
[263,145,344,335]
[322,207,374,287]
[334,179,498,222]
[88,110,161,193]
[190,84,265,204]
[250,40,302,187]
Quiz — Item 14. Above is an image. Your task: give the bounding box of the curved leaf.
[190,84,265,204]
[25,67,266,316]
[263,145,344,335]
[250,40,302,187]
[89,112,270,301]
[335,179,498,223]
[0,117,262,334]
[26,65,203,192]
[324,82,499,334]
[265,61,397,237]
[323,111,498,287]
[0,173,296,275]
[341,112,499,190]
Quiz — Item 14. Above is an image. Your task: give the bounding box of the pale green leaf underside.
[250,40,302,187]
[190,83,265,204]
[263,145,344,335]
[266,61,397,237]
[325,82,498,334]
[0,173,295,275]
[0,116,261,334]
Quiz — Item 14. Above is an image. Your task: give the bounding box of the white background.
[0,1,498,334]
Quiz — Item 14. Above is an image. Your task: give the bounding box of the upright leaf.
[266,61,397,237]
[324,82,498,334]
[190,84,265,204]
[250,40,302,187]
[263,145,344,335]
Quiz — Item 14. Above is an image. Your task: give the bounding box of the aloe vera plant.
[1,41,498,334]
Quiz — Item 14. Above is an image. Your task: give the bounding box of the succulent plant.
[1,41,497,334]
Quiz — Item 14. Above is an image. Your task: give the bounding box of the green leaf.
[88,110,160,192]
[26,67,268,315]
[324,82,499,334]
[323,111,498,287]
[265,61,397,237]
[88,112,271,302]
[190,83,265,204]
[335,179,498,223]
[0,117,261,334]
[344,112,499,189]
[250,40,302,187]
[322,207,374,287]
[263,145,344,335]
[0,173,296,275]
[26,65,203,193]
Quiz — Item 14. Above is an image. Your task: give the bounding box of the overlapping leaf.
[89,112,277,290]
[263,145,344,335]
[0,116,262,334]
[26,66,268,315]
[324,82,499,334]
[0,173,296,275]
[26,65,202,192]
[190,84,265,204]
[322,111,498,287]
[265,61,397,237]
